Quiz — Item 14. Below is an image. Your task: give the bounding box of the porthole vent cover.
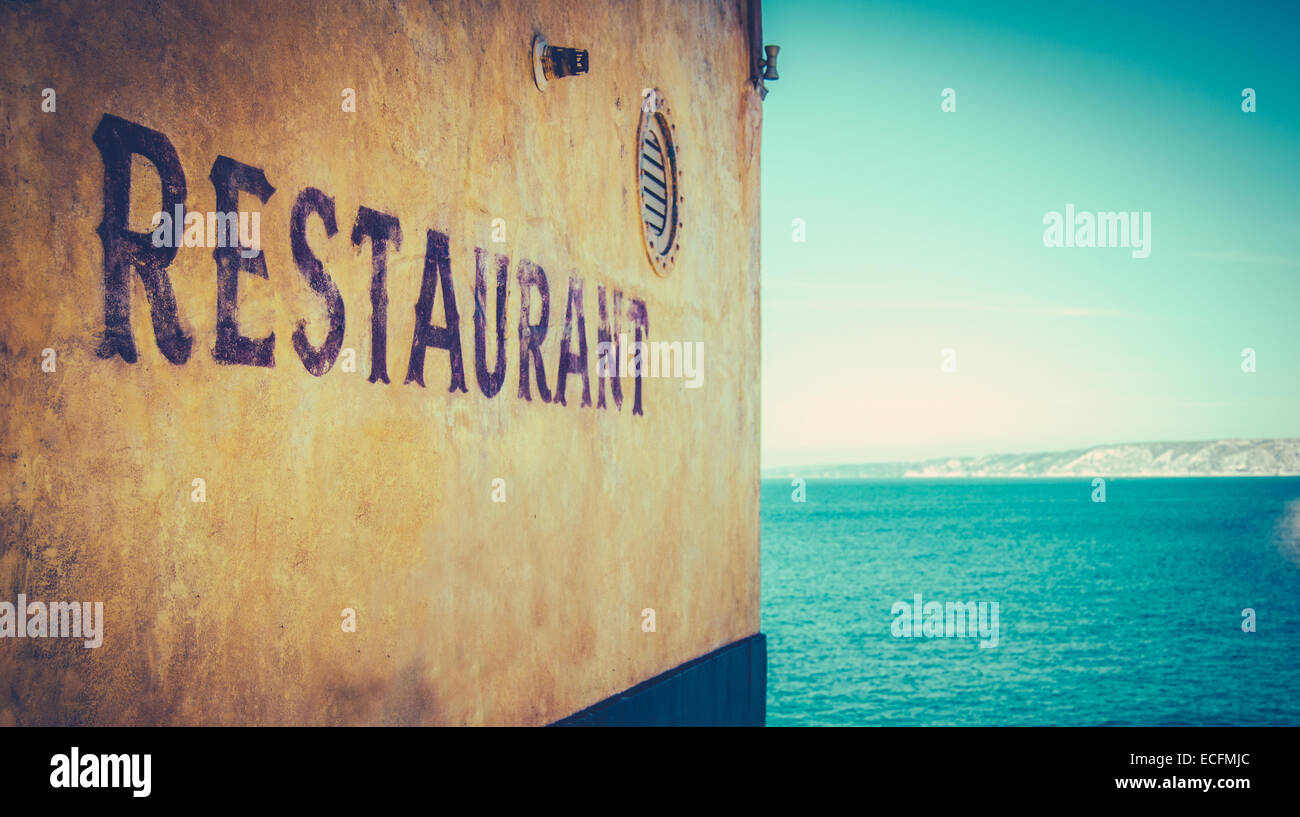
[636,90,682,276]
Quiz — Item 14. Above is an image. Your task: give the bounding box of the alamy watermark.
[891,593,999,648]
[150,205,261,258]
[1043,204,1151,258]
[50,747,150,798]
[0,594,104,648]
[596,335,703,388]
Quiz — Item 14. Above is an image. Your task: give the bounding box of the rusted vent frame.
[636,90,682,277]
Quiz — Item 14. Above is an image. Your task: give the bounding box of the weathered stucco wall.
[0,0,761,725]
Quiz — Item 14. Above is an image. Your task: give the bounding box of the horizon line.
[762,435,1300,472]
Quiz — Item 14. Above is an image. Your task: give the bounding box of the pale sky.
[760,0,1300,467]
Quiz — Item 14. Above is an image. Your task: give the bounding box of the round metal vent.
[636,90,682,276]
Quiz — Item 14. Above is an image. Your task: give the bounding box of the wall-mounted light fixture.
[747,0,779,99]
[532,35,589,92]
[760,45,779,81]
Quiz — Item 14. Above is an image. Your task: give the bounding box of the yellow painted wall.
[0,0,761,724]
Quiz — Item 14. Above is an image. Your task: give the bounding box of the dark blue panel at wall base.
[551,633,767,726]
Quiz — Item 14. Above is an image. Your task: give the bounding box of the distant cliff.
[766,439,1300,479]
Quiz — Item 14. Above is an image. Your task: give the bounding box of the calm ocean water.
[761,478,1300,726]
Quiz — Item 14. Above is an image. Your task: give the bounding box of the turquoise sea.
[761,478,1300,726]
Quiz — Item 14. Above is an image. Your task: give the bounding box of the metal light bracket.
[533,36,589,92]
